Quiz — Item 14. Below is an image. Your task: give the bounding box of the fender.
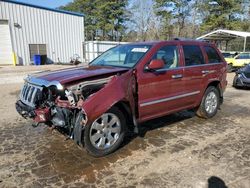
[81,70,137,125]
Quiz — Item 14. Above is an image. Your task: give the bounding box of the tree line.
[60,0,250,42]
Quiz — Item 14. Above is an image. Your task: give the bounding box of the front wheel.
[196,86,220,119]
[233,75,240,88]
[84,107,126,157]
[227,63,233,72]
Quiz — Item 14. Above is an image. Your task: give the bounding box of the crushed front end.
[15,75,107,144]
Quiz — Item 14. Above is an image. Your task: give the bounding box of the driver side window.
[153,45,179,69]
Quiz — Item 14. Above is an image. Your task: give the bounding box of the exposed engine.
[16,76,113,144]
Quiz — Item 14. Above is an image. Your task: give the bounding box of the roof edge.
[197,29,250,40]
[1,0,84,17]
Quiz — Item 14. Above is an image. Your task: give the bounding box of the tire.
[196,86,220,119]
[233,75,240,88]
[227,63,233,72]
[84,107,126,157]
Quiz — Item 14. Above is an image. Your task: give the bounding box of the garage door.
[0,20,12,65]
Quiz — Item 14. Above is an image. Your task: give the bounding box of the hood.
[31,65,129,85]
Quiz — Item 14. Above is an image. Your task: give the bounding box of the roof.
[1,0,84,17]
[126,40,210,46]
[197,29,250,41]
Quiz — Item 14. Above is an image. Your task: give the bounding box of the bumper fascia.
[16,100,51,123]
[234,75,250,87]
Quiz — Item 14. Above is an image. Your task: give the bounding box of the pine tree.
[60,0,128,41]
[199,0,243,33]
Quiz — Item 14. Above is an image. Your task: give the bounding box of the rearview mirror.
[147,59,165,70]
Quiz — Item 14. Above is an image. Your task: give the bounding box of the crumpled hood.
[31,65,129,85]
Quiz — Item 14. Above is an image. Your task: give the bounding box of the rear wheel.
[196,86,220,119]
[84,107,126,157]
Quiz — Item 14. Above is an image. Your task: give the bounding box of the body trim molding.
[140,91,200,107]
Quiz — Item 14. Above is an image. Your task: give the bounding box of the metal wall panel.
[84,41,129,63]
[0,23,12,64]
[0,1,84,65]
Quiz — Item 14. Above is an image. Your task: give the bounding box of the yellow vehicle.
[222,52,250,72]
[222,52,236,72]
[233,53,250,68]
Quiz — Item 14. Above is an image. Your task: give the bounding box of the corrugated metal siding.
[84,41,129,63]
[0,1,84,65]
[0,23,13,64]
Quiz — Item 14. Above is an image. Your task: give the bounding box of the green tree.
[60,0,128,41]
[154,0,173,39]
[154,0,192,39]
[199,0,244,33]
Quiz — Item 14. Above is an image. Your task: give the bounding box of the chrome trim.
[140,91,200,107]
[183,63,222,69]
[25,75,64,90]
[172,74,183,79]
[20,83,43,107]
[146,63,222,72]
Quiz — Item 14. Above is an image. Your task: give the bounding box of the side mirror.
[147,59,165,70]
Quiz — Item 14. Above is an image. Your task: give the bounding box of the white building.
[0,0,84,65]
[84,41,129,63]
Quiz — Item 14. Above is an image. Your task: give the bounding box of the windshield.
[90,44,152,68]
[242,64,250,71]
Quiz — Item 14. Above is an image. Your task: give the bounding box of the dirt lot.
[0,65,250,188]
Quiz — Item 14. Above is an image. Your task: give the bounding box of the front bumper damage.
[16,69,137,152]
[16,100,50,122]
[16,99,87,145]
[16,100,36,119]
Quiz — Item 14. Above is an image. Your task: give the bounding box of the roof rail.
[174,38,210,43]
[173,37,196,41]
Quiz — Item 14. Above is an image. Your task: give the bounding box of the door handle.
[172,74,183,79]
[202,70,210,75]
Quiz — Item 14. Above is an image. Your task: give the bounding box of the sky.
[15,0,72,8]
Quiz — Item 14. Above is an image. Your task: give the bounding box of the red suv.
[16,40,227,157]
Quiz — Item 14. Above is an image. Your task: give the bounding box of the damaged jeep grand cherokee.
[16,40,227,157]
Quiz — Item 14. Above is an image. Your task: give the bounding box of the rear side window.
[205,46,222,63]
[183,45,205,66]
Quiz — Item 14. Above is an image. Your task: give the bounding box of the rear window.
[205,46,222,64]
[183,45,205,66]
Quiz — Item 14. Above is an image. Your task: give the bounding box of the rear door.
[202,45,226,91]
[137,43,186,122]
[182,45,206,106]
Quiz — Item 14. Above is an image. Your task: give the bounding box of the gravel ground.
[0,65,250,187]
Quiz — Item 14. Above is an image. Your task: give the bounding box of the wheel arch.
[206,80,223,104]
[113,100,134,130]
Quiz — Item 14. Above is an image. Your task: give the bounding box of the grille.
[243,72,250,79]
[20,83,42,107]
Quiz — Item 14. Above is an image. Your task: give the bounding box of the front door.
[137,44,186,122]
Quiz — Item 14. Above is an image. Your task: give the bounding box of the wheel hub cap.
[205,91,218,114]
[90,113,121,150]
